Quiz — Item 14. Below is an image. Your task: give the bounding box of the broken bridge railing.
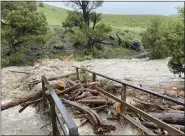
[41,75,78,136]
[73,65,184,135]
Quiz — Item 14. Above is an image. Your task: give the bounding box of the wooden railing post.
[49,96,57,136]
[92,73,96,81]
[40,77,46,114]
[121,84,127,114]
[76,68,79,80]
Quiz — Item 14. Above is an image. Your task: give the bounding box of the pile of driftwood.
[128,90,185,134]
[1,74,118,134]
[1,73,184,135]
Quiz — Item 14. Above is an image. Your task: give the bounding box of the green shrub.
[141,17,169,59]
[39,2,44,8]
[74,57,86,62]
[84,55,93,60]
[2,53,24,67]
[93,47,132,59]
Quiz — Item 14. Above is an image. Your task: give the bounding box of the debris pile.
[1,72,122,134]
[1,61,184,135]
[127,87,185,135]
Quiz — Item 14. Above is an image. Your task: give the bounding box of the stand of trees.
[1,1,48,66]
[62,1,112,55]
[142,6,184,77]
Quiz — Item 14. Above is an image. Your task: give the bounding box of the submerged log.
[149,112,185,125]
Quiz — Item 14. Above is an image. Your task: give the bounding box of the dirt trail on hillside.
[2,58,183,135]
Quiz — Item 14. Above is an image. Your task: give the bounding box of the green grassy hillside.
[102,14,176,28]
[37,3,69,26]
[38,3,177,29]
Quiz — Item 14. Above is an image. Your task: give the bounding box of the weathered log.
[171,105,184,111]
[75,114,90,118]
[75,92,93,100]
[62,99,116,133]
[1,90,42,111]
[19,98,42,113]
[165,110,184,114]
[133,99,165,110]
[78,88,100,95]
[62,99,98,124]
[149,112,185,125]
[92,105,108,112]
[1,84,80,111]
[28,72,76,89]
[57,84,81,96]
[77,99,114,105]
[142,121,185,132]
[78,96,107,101]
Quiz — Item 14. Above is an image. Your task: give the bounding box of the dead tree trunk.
[1,90,42,111]
[1,84,80,111]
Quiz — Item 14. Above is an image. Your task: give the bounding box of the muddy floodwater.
[2,105,51,135]
[2,58,183,135]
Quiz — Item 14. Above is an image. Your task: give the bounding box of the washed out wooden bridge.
[2,66,185,135]
[40,66,184,135]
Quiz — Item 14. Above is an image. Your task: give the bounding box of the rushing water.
[2,105,51,135]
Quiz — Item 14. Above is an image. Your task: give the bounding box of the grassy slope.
[38,3,69,26]
[38,3,177,31]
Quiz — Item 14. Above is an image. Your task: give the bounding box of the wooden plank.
[73,66,184,106]
[92,86,184,135]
